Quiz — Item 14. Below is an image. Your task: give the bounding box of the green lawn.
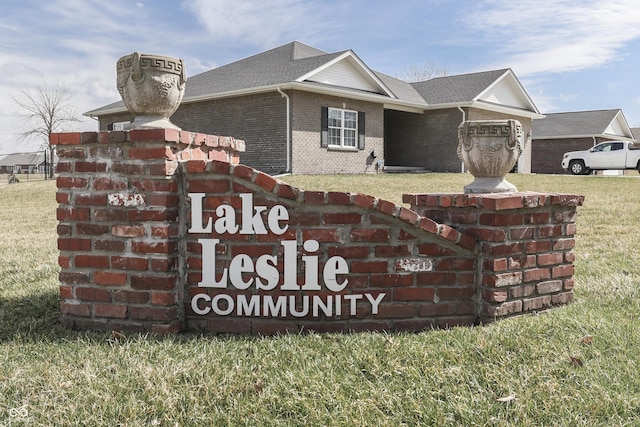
[1,174,639,426]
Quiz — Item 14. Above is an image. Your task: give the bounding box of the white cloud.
[464,0,640,76]
[183,0,336,48]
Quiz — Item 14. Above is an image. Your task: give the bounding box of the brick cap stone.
[50,129,245,152]
[402,192,585,210]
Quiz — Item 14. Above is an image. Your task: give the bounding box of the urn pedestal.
[116,52,186,130]
[457,120,525,194]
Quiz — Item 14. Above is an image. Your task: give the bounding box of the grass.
[1,173,640,426]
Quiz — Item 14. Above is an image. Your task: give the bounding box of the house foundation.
[51,129,583,335]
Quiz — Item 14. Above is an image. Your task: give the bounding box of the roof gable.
[411,69,539,115]
[533,109,634,139]
[297,51,394,97]
[604,111,630,136]
[477,71,538,112]
[411,69,508,104]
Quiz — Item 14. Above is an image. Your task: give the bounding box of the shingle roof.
[410,69,509,104]
[86,42,525,116]
[185,42,346,97]
[0,152,45,166]
[532,109,621,138]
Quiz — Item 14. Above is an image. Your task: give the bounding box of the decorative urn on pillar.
[457,119,526,193]
[116,52,186,130]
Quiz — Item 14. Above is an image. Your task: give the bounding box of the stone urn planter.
[116,52,186,130]
[457,119,526,193]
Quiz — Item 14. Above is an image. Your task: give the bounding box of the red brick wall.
[52,129,583,335]
[51,129,244,333]
[403,192,583,321]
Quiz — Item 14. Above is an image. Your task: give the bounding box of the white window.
[328,108,358,148]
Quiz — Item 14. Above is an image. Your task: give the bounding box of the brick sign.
[51,129,583,335]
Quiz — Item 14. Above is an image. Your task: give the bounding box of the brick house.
[0,152,47,174]
[531,109,636,174]
[86,41,542,175]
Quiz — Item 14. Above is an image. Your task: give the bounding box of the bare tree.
[395,63,449,83]
[13,81,80,178]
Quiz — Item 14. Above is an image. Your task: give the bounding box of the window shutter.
[320,106,328,148]
[358,111,365,150]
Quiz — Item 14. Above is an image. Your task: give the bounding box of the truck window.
[612,142,624,151]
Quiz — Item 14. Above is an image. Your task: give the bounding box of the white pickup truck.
[561,141,640,175]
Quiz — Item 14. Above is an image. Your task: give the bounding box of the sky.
[2,0,640,154]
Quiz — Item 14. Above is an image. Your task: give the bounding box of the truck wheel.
[636,161,640,173]
[569,160,586,175]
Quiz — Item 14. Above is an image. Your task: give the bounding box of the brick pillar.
[403,192,584,322]
[51,129,244,333]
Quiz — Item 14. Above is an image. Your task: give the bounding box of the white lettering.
[214,204,238,234]
[263,295,287,316]
[301,239,320,291]
[211,294,234,315]
[280,240,299,290]
[188,193,290,236]
[255,254,278,290]
[313,295,333,317]
[268,205,289,235]
[365,293,386,315]
[188,193,212,233]
[239,193,268,234]
[196,239,350,291]
[343,294,362,315]
[191,293,211,315]
[289,295,310,317]
[324,256,349,292]
[229,254,253,289]
[198,238,227,288]
[237,295,260,316]
[188,193,389,323]
[192,293,383,318]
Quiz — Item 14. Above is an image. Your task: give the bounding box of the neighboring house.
[531,109,635,174]
[86,41,542,175]
[0,152,48,174]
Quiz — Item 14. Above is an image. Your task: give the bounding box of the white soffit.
[298,52,394,97]
[477,71,537,112]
